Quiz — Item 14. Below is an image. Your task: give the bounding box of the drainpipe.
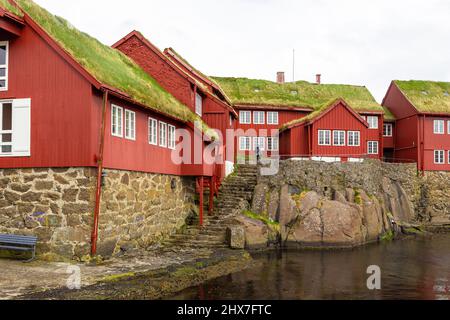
[91,90,109,256]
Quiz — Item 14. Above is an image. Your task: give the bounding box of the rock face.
[238,160,449,249]
[233,215,270,249]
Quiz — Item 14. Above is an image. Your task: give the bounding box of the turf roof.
[394,80,450,114]
[212,77,383,113]
[0,0,23,17]
[14,0,211,132]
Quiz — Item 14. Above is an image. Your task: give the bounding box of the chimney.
[316,74,322,85]
[276,72,285,84]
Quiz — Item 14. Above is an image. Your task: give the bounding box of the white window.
[383,123,393,137]
[267,112,279,125]
[0,99,31,157]
[368,141,379,155]
[318,130,331,146]
[0,42,9,91]
[195,93,202,116]
[253,137,265,151]
[125,110,136,140]
[148,117,158,145]
[159,122,167,147]
[111,104,123,137]
[367,116,379,129]
[448,121,450,134]
[333,130,346,146]
[348,131,360,147]
[239,136,251,151]
[434,120,444,134]
[434,150,444,164]
[448,151,450,164]
[253,111,265,125]
[239,111,251,124]
[168,124,176,149]
[267,136,279,151]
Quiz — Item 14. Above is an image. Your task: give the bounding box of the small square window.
[125,110,136,140]
[434,150,445,164]
[253,111,265,125]
[318,130,331,146]
[111,104,123,137]
[434,120,444,134]
[239,111,251,124]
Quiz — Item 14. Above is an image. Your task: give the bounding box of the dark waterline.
[168,235,450,300]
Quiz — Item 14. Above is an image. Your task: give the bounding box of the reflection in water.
[169,235,450,300]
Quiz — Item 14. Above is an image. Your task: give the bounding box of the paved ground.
[0,246,213,300]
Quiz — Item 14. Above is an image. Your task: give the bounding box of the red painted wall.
[383,122,395,149]
[312,103,373,158]
[114,34,194,111]
[421,115,450,171]
[0,21,95,169]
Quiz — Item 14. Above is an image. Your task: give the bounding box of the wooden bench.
[0,234,38,262]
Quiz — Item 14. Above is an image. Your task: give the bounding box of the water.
[169,235,450,300]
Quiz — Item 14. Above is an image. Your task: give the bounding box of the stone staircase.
[160,164,258,250]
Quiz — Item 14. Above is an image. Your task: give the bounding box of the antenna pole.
[292,49,295,82]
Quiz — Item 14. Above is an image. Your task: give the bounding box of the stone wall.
[0,168,96,258]
[421,171,450,224]
[0,167,196,260]
[255,160,449,224]
[97,170,196,257]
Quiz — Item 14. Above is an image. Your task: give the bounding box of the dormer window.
[0,42,9,91]
[195,93,202,116]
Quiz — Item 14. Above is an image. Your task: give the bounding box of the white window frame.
[367,116,379,129]
[333,130,346,146]
[434,120,444,134]
[267,136,279,151]
[195,93,202,116]
[267,112,279,125]
[434,150,445,164]
[0,41,9,92]
[239,136,251,151]
[253,111,265,125]
[448,121,450,134]
[239,111,251,124]
[111,104,123,137]
[448,150,450,164]
[168,124,176,150]
[348,131,361,147]
[148,117,158,145]
[383,123,393,137]
[318,130,331,146]
[367,141,379,155]
[253,137,265,151]
[159,121,167,147]
[0,99,31,157]
[124,109,136,141]
[0,101,12,155]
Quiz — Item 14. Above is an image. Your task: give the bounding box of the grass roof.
[15,0,210,131]
[212,77,383,113]
[395,80,450,114]
[0,0,23,17]
[382,106,396,121]
[281,99,337,130]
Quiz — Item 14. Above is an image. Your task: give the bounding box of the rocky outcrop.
[233,160,446,249]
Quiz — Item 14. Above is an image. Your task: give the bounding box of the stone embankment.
[225,160,450,249]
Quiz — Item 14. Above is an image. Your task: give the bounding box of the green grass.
[212,77,383,113]
[382,106,396,120]
[16,0,213,134]
[395,80,450,114]
[0,0,23,17]
[242,210,279,228]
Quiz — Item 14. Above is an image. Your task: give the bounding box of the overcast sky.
[34,0,450,102]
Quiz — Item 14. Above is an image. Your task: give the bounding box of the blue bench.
[0,234,38,262]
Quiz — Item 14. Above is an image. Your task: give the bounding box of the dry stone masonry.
[0,167,195,260]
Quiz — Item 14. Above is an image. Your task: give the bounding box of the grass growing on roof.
[0,0,23,17]
[395,80,450,114]
[16,0,205,126]
[212,77,383,113]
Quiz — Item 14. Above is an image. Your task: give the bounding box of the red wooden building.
[112,31,237,181]
[383,80,450,171]
[213,75,385,162]
[0,0,217,255]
